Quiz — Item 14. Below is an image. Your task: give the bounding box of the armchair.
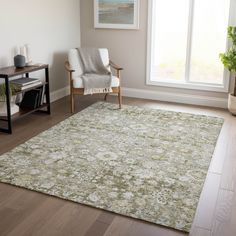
[65,48,123,113]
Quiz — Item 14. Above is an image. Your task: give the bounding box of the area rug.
[0,102,223,232]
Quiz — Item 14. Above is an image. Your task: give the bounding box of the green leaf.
[220,26,236,72]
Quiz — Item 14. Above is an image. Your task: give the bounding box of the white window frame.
[146,0,236,92]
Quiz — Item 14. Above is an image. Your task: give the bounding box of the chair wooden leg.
[118,89,122,109]
[104,93,108,101]
[71,92,75,113]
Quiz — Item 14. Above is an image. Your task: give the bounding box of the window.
[147,0,234,92]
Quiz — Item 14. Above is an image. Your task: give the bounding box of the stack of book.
[11,77,42,91]
[20,86,45,110]
[10,77,45,110]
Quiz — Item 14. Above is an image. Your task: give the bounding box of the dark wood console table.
[0,64,50,134]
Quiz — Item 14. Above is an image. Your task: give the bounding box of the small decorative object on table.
[20,44,33,66]
[14,55,26,68]
[14,44,33,68]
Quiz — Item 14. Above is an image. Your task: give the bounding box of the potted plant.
[220,26,236,115]
[0,83,19,116]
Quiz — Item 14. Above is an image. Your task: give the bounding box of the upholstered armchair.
[65,48,123,113]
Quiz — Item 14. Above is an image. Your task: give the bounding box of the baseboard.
[121,87,228,109]
[50,86,70,103]
[49,86,228,109]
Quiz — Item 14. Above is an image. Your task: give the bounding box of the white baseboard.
[49,86,228,109]
[50,86,70,103]
[121,87,228,109]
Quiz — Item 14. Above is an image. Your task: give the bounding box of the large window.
[147,0,234,92]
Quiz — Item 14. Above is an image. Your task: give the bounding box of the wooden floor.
[0,95,236,236]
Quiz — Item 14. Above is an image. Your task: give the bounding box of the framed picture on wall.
[94,0,140,29]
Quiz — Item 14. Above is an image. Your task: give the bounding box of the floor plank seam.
[219,187,235,192]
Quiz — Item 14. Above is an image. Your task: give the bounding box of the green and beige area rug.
[0,102,223,232]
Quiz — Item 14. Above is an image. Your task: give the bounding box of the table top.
[0,64,48,78]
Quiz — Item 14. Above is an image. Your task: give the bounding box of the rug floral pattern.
[0,102,223,232]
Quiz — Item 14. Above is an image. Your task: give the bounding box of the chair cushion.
[68,48,111,79]
[73,76,120,88]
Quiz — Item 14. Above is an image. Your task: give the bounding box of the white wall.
[0,0,80,93]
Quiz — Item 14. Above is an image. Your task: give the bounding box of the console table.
[0,64,50,134]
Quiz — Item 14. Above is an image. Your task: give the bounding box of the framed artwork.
[94,0,140,29]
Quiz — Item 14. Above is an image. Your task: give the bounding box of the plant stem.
[234,76,236,96]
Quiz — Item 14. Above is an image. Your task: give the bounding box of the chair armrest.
[109,60,123,71]
[65,61,75,73]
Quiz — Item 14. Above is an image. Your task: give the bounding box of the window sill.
[146,79,229,93]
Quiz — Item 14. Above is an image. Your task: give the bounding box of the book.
[20,90,40,109]
[11,77,40,87]
[33,86,44,107]
[17,81,43,91]
[38,88,43,107]
[40,85,45,105]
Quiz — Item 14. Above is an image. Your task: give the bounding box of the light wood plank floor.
[0,95,235,236]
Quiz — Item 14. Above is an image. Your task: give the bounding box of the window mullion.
[185,0,195,83]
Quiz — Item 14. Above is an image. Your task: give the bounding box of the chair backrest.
[68,48,110,79]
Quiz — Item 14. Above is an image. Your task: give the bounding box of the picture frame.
[94,0,140,30]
